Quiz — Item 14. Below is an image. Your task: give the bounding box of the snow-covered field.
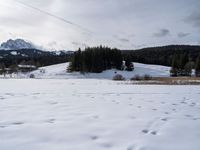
[0,79,200,150]
[21,62,170,79]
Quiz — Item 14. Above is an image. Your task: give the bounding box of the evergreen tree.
[178,54,188,76]
[8,64,18,77]
[170,54,178,76]
[0,63,6,75]
[125,56,134,71]
[36,61,41,68]
[184,61,193,76]
[195,55,200,77]
[112,48,123,70]
[72,48,82,71]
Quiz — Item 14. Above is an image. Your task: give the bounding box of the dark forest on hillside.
[0,49,71,68]
[1,45,200,76]
[121,45,200,66]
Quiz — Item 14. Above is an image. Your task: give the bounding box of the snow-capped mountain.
[0,39,36,50]
[0,39,74,59]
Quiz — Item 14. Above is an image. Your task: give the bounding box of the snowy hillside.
[29,62,170,79]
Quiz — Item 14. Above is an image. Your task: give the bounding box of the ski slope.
[29,62,170,79]
[0,79,200,150]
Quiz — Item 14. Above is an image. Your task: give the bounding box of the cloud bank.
[0,0,199,50]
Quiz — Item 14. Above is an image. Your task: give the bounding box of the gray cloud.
[113,35,130,43]
[0,0,200,50]
[119,38,129,43]
[177,32,190,38]
[15,0,93,33]
[131,44,147,49]
[153,29,170,37]
[47,41,57,47]
[72,42,88,48]
[185,12,200,29]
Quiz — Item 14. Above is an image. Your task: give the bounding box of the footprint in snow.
[161,118,168,122]
[0,125,7,128]
[127,145,136,150]
[90,135,99,140]
[172,108,176,112]
[46,119,56,123]
[142,129,157,135]
[189,102,196,107]
[0,97,5,100]
[181,101,187,104]
[5,93,15,96]
[93,115,99,119]
[100,142,113,148]
[12,122,24,125]
[32,93,40,95]
[172,103,178,106]
[49,102,58,105]
[164,112,170,115]
[129,116,136,119]
[142,129,149,134]
[150,131,157,135]
[185,114,192,118]
[192,117,200,120]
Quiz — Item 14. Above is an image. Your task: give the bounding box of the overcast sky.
[0,0,200,50]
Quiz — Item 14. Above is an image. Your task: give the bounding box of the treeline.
[0,55,70,73]
[170,53,200,77]
[0,56,71,68]
[122,45,200,66]
[68,46,134,73]
[0,49,72,75]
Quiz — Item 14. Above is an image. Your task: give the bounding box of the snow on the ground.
[27,62,170,79]
[10,51,18,55]
[0,79,200,150]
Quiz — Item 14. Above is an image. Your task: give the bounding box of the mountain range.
[0,39,73,67]
[0,39,36,50]
[0,39,73,57]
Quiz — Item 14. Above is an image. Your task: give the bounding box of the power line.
[15,0,93,34]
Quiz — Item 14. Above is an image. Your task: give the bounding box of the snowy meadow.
[0,79,200,150]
